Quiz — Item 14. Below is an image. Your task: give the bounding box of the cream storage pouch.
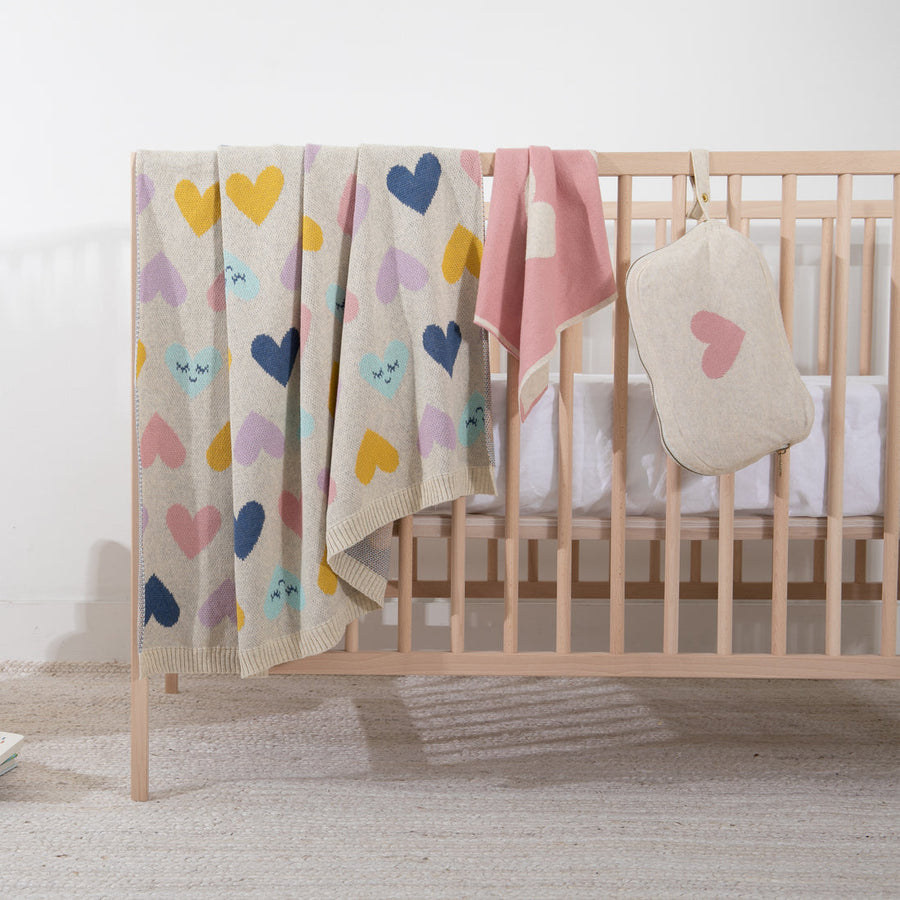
[625,150,814,476]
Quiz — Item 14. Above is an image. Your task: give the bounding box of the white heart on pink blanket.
[524,168,556,260]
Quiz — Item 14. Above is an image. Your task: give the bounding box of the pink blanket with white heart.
[474,147,617,419]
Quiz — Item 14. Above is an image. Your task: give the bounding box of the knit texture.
[475,147,616,420]
[135,146,495,676]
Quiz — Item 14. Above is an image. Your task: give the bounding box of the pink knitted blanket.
[474,147,617,419]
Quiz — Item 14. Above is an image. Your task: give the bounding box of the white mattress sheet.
[456,374,887,518]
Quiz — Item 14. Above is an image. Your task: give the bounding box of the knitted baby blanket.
[475,148,617,420]
[135,146,495,677]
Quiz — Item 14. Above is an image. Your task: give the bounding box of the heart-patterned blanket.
[135,146,496,677]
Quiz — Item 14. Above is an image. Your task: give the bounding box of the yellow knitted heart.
[226,166,284,225]
[136,340,146,378]
[174,180,221,237]
[206,421,232,472]
[236,602,245,631]
[328,361,339,418]
[441,224,483,284]
[302,216,324,251]
[355,429,399,485]
[318,552,338,595]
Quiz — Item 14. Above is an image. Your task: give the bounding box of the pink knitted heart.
[278,490,303,537]
[690,310,745,379]
[141,414,186,469]
[166,504,221,560]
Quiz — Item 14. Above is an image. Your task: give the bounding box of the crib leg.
[131,675,149,801]
[164,674,179,694]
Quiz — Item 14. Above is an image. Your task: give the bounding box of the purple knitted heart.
[317,467,337,504]
[376,247,428,304]
[304,144,321,172]
[234,412,285,465]
[281,241,301,290]
[136,174,155,214]
[140,252,187,307]
[418,404,457,457]
[198,579,237,627]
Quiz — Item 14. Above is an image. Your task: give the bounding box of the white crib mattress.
[454,374,887,518]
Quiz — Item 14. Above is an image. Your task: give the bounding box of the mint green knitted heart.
[359,340,409,399]
[165,344,223,398]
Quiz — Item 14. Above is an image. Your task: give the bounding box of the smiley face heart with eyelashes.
[165,344,223,398]
[359,340,409,399]
[263,566,305,620]
[459,391,487,446]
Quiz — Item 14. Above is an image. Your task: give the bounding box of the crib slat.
[817,218,834,376]
[826,174,853,656]
[527,540,539,582]
[486,335,501,585]
[556,327,576,654]
[860,217,876,375]
[664,174,687,654]
[450,497,466,652]
[881,174,900,657]
[772,174,797,656]
[397,515,413,653]
[344,619,359,653]
[504,355,521,653]
[713,175,742,656]
[610,175,633,654]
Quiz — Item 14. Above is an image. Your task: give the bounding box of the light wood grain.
[609,175,633,654]
[826,174,853,656]
[556,328,576,654]
[882,174,900,657]
[503,356,520,654]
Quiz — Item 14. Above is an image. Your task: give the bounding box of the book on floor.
[0,732,24,776]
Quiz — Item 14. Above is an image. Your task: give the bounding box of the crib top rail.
[479,150,900,178]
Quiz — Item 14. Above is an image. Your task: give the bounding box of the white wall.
[2,0,899,661]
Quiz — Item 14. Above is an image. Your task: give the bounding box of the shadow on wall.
[47,540,132,663]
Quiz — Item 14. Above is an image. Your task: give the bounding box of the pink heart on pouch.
[166,504,221,560]
[141,414,186,469]
[418,404,457,457]
[140,252,187,307]
[234,412,285,465]
[207,271,226,311]
[690,310,746,379]
[460,150,482,186]
[278,490,303,537]
[198,578,237,628]
[376,247,428,303]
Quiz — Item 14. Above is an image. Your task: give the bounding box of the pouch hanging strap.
[687,148,711,221]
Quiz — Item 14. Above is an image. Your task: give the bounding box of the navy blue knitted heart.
[234,500,265,560]
[423,321,462,377]
[251,328,300,387]
[387,153,441,215]
[144,575,180,627]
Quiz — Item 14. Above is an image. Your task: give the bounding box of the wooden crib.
[131,150,900,800]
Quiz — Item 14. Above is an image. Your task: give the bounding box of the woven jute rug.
[1,662,898,898]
